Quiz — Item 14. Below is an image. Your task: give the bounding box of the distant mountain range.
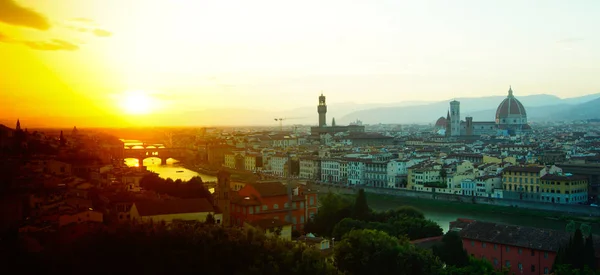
[4,93,600,128]
[336,93,600,125]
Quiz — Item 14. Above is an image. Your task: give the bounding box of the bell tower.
[317,93,327,127]
[216,171,231,226]
[450,100,461,136]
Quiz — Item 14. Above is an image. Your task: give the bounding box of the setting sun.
[119,90,157,115]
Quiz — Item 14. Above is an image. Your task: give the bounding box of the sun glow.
[119,90,158,115]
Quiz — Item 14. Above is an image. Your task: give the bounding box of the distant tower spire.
[508,86,513,97]
[59,130,66,147]
[16,119,21,131]
[332,117,336,127]
[317,93,327,127]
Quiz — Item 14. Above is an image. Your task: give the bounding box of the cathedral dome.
[495,87,527,123]
[435,116,447,127]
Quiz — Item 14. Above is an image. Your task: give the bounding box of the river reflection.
[122,139,217,183]
[123,158,217,182]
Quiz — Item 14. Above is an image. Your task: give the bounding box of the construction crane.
[274,117,305,132]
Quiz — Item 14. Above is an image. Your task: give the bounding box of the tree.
[353,189,370,221]
[439,168,448,188]
[553,229,595,272]
[304,192,353,236]
[433,231,469,267]
[205,214,216,224]
[334,229,443,275]
[584,233,596,271]
[440,257,507,275]
[13,222,340,275]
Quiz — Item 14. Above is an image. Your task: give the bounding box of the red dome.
[495,87,527,120]
[435,117,447,127]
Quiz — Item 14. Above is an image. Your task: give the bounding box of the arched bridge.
[124,143,167,150]
[123,147,188,165]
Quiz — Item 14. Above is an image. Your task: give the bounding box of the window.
[531,250,535,256]
[309,196,315,205]
[482,242,486,248]
[494,244,498,250]
[506,246,510,252]
[300,216,305,223]
[249,207,254,214]
[544,267,549,274]
[262,205,268,211]
[471,240,475,247]
[505,260,510,267]
[300,202,305,208]
[531,265,536,272]
[493,258,498,266]
[255,206,260,213]
[518,263,522,270]
[544,252,548,258]
[273,204,279,209]
[518,248,522,254]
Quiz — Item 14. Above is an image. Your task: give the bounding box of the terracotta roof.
[503,165,544,173]
[249,182,289,197]
[134,198,214,216]
[435,117,447,127]
[247,218,292,230]
[459,220,569,252]
[495,87,527,119]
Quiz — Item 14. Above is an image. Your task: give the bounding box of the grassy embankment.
[343,192,600,225]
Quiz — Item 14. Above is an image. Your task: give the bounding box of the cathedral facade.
[439,87,531,137]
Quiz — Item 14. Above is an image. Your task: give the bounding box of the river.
[122,140,217,183]
[309,185,600,234]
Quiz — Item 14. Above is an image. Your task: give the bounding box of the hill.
[338,93,600,124]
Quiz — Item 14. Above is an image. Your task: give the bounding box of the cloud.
[0,0,51,30]
[61,18,112,38]
[0,32,78,51]
[70,17,94,23]
[93,29,112,37]
[556,38,584,44]
[22,39,78,51]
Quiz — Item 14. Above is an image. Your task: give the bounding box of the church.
[436,87,532,137]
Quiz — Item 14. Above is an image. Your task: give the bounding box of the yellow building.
[244,218,292,241]
[540,174,588,204]
[501,165,562,201]
[407,163,442,191]
[244,153,263,172]
[130,198,223,224]
[483,155,516,165]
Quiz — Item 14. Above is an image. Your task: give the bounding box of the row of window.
[472,241,549,258]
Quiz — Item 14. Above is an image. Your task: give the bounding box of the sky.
[1,0,599,127]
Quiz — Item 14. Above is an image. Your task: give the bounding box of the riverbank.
[181,163,260,182]
[310,184,600,234]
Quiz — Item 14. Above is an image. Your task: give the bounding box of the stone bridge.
[123,147,188,165]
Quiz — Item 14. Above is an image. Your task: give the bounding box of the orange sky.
[1,0,599,127]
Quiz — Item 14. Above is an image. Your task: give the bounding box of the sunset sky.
[1,0,599,127]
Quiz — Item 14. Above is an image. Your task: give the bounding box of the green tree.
[553,229,595,272]
[433,231,470,267]
[439,168,448,188]
[353,189,370,221]
[14,222,339,275]
[584,233,596,271]
[334,229,442,275]
[205,214,216,224]
[440,257,507,275]
[304,191,353,236]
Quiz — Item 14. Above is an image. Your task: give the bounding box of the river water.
[122,140,217,183]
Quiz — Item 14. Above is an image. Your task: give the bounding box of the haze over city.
[1,0,600,127]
